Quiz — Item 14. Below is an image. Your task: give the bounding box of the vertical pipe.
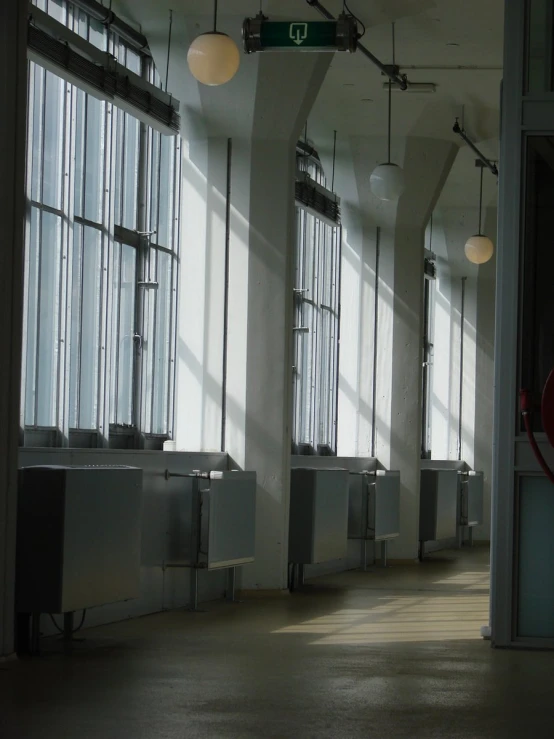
[421,276,431,458]
[63,612,74,642]
[189,568,199,611]
[226,566,236,602]
[371,227,380,458]
[381,540,388,568]
[133,60,150,438]
[333,225,342,452]
[221,138,232,453]
[457,278,466,460]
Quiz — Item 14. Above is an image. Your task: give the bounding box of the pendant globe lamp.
[369,23,406,201]
[187,0,240,86]
[464,161,494,265]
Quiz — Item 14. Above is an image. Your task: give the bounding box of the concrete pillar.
[473,207,496,540]
[429,206,497,540]
[0,0,27,660]
[350,135,458,560]
[148,12,332,589]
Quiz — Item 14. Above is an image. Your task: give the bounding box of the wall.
[18,449,229,636]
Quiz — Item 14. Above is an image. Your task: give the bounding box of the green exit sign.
[243,16,358,54]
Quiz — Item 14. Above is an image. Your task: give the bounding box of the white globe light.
[187,32,240,86]
[369,163,406,201]
[464,235,494,265]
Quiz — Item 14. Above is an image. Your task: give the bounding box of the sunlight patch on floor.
[432,571,490,590]
[273,594,489,645]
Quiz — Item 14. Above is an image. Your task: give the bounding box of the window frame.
[292,152,341,456]
[21,1,180,449]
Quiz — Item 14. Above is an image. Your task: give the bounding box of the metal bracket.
[137,281,159,289]
[453,119,499,176]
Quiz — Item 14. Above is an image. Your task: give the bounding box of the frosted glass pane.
[69,225,83,428]
[84,96,106,223]
[88,17,106,50]
[149,130,161,237]
[74,89,85,218]
[151,252,172,433]
[42,72,65,211]
[24,208,41,426]
[121,115,140,230]
[29,64,44,203]
[69,226,102,429]
[79,227,102,428]
[46,0,65,23]
[36,212,62,426]
[110,243,136,426]
[517,475,554,638]
[157,136,175,248]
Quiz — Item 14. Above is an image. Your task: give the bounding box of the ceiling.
[115,0,504,208]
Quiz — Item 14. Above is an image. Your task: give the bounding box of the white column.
[351,135,458,560]
[473,207,497,540]
[0,0,27,659]
[158,18,331,588]
[429,205,496,540]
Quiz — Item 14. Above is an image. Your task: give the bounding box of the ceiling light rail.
[305,0,408,90]
[453,119,499,176]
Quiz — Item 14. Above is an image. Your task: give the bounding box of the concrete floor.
[2,547,554,738]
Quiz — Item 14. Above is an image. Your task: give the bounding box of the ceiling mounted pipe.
[305,0,408,89]
[453,120,499,176]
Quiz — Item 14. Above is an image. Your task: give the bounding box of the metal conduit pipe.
[453,120,499,176]
[305,0,408,89]
[70,0,151,55]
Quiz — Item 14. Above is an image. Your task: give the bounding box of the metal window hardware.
[137,281,159,289]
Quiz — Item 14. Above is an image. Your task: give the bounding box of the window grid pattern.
[22,4,180,448]
[292,182,341,454]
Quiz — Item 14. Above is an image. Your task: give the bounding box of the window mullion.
[134,109,150,440]
[58,77,76,447]
[21,65,37,436]
[166,136,180,441]
[332,225,342,452]
[306,214,321,450]
[97,100,116,447]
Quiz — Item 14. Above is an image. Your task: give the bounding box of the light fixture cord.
[387,22,395,164]
[165,9,173,93]
[387,80,392,164]
[478,164,484,235]
[332,129,337,192]
[213,0,218,32]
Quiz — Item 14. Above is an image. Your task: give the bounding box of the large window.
[22,0,180,448]
[292,153,341,455]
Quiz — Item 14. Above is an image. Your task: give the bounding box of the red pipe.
[520,389,554,485]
